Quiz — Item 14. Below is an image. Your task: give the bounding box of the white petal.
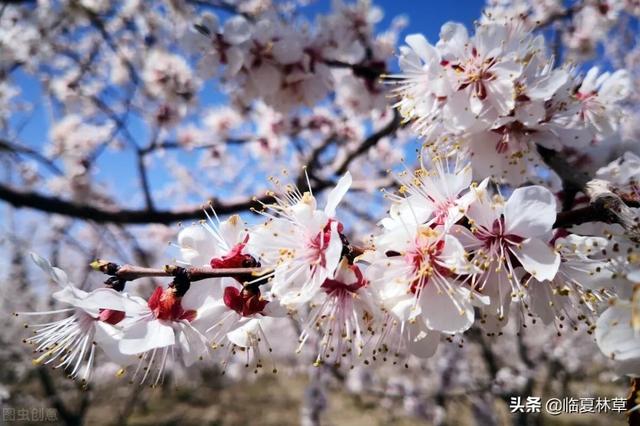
[420,281,474,333]
[440,234,471,273]
[389,295,419,322]
[465,182,500,230]
[596,302,640,362]
[405,34,438,63]
[177,225,221,266]
[77,288,128,313]
[52,285,89,306]
[225,47,245,76]
[324,221,344,278]
[31,252,69,286]
[223,16,251,44]
[511,238,560,281]
[200,12,219,34]
[177,323,208,366]
[449,224,482,250]
[504,185,557,238]
[119,319,175,355]
[486,76,516,115]
[250,63,281,96]
[218,215,246,248]
[438,22,468,58]
[190,302,233,334]
[272,38,303,64]
[227,319,260,347]
[527,279,556,325]
[528,69,568,100]
[324,172,352,217]
[262,299,287,317]
[94,322,138,366]
[181,281,222,311]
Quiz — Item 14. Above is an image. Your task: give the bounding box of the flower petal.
[227,319,260,348]
[176,323,208,366]
[119,319,175,355]
[596,301,640,362]
[504,185,556,238]
[511,238,560,281]
[324,172,352,217]
[31,252,69,286]
[420,280,474,333]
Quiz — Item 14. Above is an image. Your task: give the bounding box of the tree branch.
[540,146,640,240]
[0,139,63,175]
[0,110,401,224]
[335,109,401,175]
[91,260,267,282]
[136,152,155,210]
[0,182,276,224]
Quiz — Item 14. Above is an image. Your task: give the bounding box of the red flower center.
[147,287,196,322]
[475,216,525,248]
[210,241,259,269]
[321,264,366,295]
[210,240,261,284]
[223,286,268,317]
[308,220,344,267]
[98,309,125,325]
[407,238,451,294]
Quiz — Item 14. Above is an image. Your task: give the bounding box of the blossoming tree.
[1,0,640,424]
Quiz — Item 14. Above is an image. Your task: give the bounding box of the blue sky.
[325,0,485,40]
[8,0,486,211]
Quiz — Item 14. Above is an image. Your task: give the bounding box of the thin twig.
[91,260,267,282]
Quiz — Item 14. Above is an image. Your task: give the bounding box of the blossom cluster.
[392,20,631,185]
[484,0,640,60]
[181,0,398,113]
[592,151,640,375]
[7,1,640,396]
[17,152,637,382]
[0,0,413,210]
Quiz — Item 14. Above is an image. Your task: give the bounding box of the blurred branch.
[136,151,155,210]
[335,109,401,175]
[37,367,86,426]
[533,2,583,29]
[627,378,640,426]
[139,138,250,155]
[187,0,255,20]
[324,59,386,80]
[0,112,401,223]
[0,139,63,175]
[0,181,276,223]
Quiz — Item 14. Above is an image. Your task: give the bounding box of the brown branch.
[538,146,590,190]
[540,146,640,240]
[554,205,611,228]
[91,260,267,282]
[553,180,640,241]
[0,181,276,224]
[323,59,386,81]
